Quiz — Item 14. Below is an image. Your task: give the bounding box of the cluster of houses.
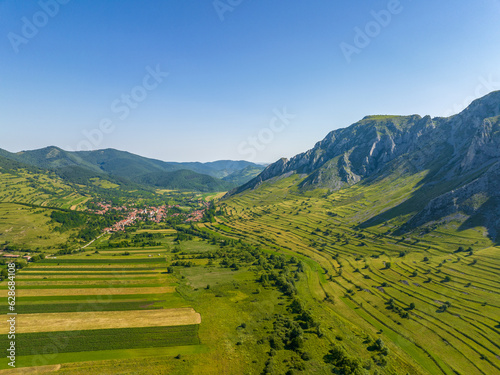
[101,204,184,233]
[93,202,128,215]
[186,209,206,222]
[104,210,139,232]
[91,200,210,233]
[146,206,170,224]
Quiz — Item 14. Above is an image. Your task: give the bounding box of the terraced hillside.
[207,174,500,375]
[1,92,499,374]
[0,168,89,210]
[0,166,94,250]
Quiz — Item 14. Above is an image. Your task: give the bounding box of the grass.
[39,258,167,264]
[12,293,171,303]
[0,202,71,250]
[0,286,175,297]
[16,275,159,280]
[0,325,200,356]
[17,271,157,275]
[23,267,157,271]
[0,345,209,372]
[11,282,164,288]
[208,172,500,375]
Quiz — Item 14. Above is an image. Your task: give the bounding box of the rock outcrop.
[226,91,500,239]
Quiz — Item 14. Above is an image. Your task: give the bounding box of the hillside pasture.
[209,174,500,375]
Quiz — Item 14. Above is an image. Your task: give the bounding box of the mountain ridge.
[227,91,500,239]
[0,147,265,192]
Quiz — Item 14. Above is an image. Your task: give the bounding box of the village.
[91,200,210,233]
[0,200,211,264]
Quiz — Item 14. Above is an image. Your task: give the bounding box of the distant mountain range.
[229,91,500,240]
[4,91,500,238]
[0,147,265,192]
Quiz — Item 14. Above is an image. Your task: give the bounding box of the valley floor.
[0,178,498,374]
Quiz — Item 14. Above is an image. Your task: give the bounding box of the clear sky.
[1,0,500,163]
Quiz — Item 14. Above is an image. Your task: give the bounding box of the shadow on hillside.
[356,145,456,230]
[458,197,500,242]
[358,166,499,243]
[357,177,455,230]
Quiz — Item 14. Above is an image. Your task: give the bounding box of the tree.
[0,268,8,281]
[324,345,363,374]
[374,338,385,350]
[289,335,304,350]
[269,335,284,350]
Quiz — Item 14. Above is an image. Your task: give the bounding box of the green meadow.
[204,173,500,375]
[0,171,498,374]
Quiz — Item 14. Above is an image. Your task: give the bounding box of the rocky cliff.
[227,90,500,239]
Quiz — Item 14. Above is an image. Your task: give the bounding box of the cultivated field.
[1,174,498,374]
[0,238,206,372]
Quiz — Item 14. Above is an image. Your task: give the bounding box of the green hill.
[0,147,262,192]
[133,169,235,192]
[222,165,266,185]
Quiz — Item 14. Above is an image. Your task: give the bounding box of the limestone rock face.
[227,91,500,239]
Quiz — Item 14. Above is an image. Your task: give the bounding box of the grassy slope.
[222,165,266,185]
[0,165,497,374]
[0,202,74,251]
[205,172,500,375]
[0,166,186,251]
[0,169,89,210]
[0,228,393,374]
[133,169,235,192]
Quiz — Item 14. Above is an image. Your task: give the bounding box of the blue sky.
[1,0,500,163]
